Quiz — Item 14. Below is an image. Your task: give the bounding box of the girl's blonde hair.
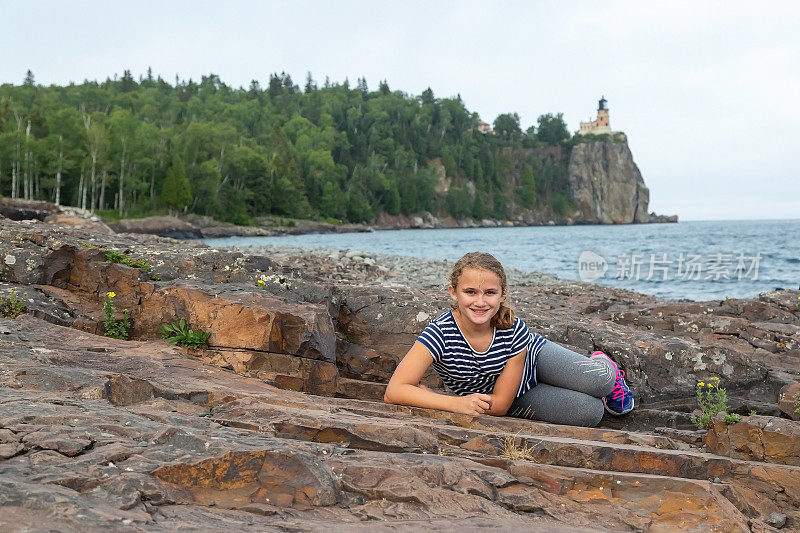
[449,252,515,329]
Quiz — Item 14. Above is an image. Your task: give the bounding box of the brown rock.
[44,213,115,235]
[337,377,386,401]
[134,283,336,362]
[778,382,800,420]
[110,215,200,237]
[153,450,338,510]
[103,374,154,406]
[200,348,339,396]
[4,217,800,531]
[0,198,59,221]
[706,413,800,465]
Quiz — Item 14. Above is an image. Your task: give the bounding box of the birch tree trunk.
[118,137,126,215]
[11,159,17,199]
[80,164,87,210]
[34,161,40,199]
[99,169,107,210]
[11,111,22,199]
[55,134,63,205]
[90,152,97,212]
[24,121,32,200]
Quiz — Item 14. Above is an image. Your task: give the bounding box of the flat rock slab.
[706,413,800,465]
[3,218,800,531]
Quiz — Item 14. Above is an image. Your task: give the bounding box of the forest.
[0,69,576,225]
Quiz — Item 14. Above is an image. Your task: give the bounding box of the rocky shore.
[0,197,677,241]
[1,213,798,531]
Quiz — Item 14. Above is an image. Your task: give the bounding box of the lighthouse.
[579,96,612,135]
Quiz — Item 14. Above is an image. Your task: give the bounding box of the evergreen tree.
[161,154,192,212]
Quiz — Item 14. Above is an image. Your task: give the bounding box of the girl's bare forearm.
[384,383,456,412]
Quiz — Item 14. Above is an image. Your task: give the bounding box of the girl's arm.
[384,341,492,415]
[484,348,527,416]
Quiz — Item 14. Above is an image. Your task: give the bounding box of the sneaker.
[591,351,634,415]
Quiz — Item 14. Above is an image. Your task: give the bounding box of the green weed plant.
[103,292,130,340]
[160,319,211,349]
[105,249,151,271]
[0,289,27,318]
[691,377,739,429]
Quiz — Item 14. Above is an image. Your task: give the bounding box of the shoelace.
[610,369,627,400]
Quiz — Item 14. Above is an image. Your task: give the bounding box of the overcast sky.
[2,0,798,221]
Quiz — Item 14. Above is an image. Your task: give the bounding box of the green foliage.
[690,378,737,429]
[159,318,211,349]
[105,249,151,270]
[516,164,536,207]
[472,190,487,220]
[0,288,27,318]
[441,147,457,177]
[724,413,741,424]
[447,186,472,219]
[492,192,510,220]
[493,113,521,141]
[0,71,581,224]
[103,292,130,340]
[536,113,570,145]
[162,154,192,212]
[550,192,574,217]
[794,393,800,417]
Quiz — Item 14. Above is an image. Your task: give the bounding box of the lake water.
[204,219,800,301]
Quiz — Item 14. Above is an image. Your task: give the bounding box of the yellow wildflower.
[698,382,705,387]
[778,342,786,349]
[107,291,116,298]
[257,279,266,285]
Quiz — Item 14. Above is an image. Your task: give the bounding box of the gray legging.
[506,341,616,427]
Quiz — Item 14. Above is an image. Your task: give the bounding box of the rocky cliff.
[568,138,669,224]
[1,217,798,531]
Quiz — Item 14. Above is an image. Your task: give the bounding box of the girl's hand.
[452,393,493,415]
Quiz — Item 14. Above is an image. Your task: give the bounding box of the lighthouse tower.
[579,96,612,135]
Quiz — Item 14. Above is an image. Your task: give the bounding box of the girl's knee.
[562,397,605,427]
[583,400,605,427]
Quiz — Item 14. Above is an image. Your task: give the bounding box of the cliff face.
[567,139,650,224]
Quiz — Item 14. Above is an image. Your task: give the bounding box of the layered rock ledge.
[1,217,798,531]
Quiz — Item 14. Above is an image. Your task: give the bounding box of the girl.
[384,251,633,427]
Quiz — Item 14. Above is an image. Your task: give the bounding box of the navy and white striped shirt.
[417,310,547,398]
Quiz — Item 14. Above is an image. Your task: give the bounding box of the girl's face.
[448,267,506,328]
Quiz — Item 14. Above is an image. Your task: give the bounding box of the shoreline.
[204,221,797,303]
[107,211,678,240]
[216,243,565,292]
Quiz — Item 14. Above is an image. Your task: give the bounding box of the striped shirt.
[417,310,547,398]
